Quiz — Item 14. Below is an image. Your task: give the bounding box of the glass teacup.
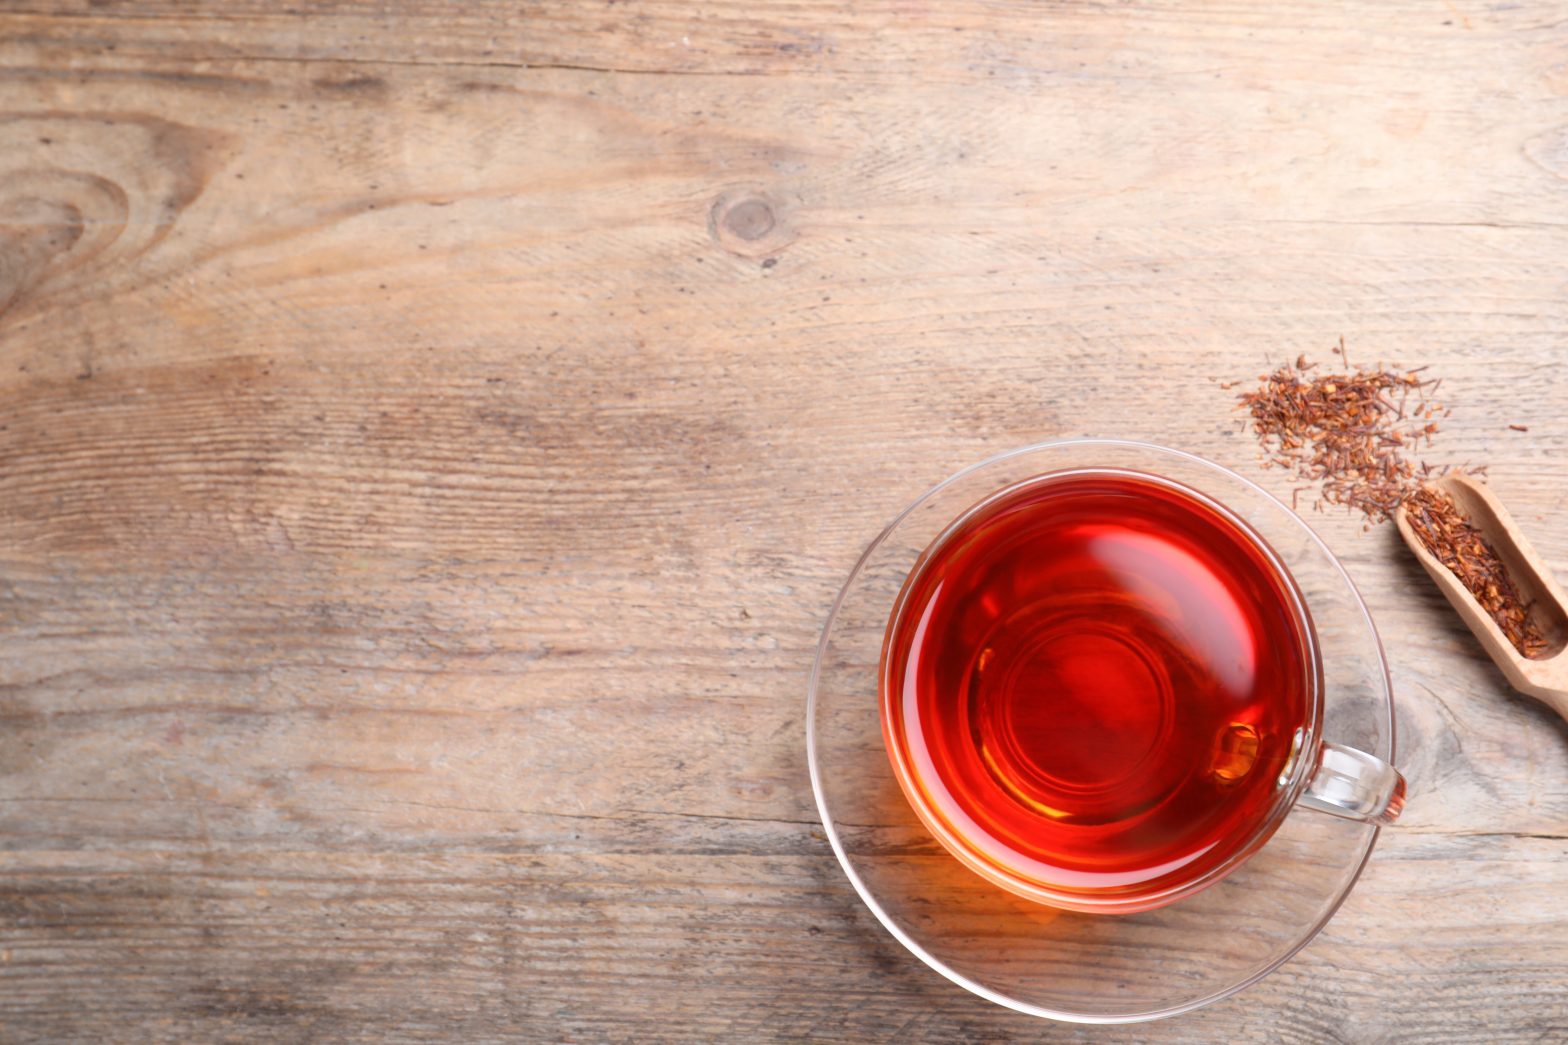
[809,440,1405,1021]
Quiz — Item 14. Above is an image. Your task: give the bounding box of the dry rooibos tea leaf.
[1237,343,1444,522]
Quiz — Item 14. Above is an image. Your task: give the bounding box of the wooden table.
[3,3,1566,1041]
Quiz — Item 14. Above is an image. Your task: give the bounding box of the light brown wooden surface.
[2,3,1567,1041]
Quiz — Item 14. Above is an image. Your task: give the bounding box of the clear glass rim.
[805,438,1393,1024]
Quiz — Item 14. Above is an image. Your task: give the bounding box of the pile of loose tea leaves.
[1402,486,1550,658]
[1236,343,1445,521]
[1233,341,1549,659]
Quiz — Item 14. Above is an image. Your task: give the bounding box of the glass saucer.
[806,440,1395,1023]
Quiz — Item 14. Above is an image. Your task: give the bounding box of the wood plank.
[1,839,1566,1042]
[5,1,1568,80]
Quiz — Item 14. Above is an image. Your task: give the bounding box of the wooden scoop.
[1394,473,1568,719]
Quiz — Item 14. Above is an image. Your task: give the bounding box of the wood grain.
[2,2,1567,1041]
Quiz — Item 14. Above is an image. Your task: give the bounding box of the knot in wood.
[709,188,795,260]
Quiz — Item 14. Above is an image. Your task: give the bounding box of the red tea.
[881,470,1318,910]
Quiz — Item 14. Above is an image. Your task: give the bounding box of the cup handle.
[1297,742,1407,826]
